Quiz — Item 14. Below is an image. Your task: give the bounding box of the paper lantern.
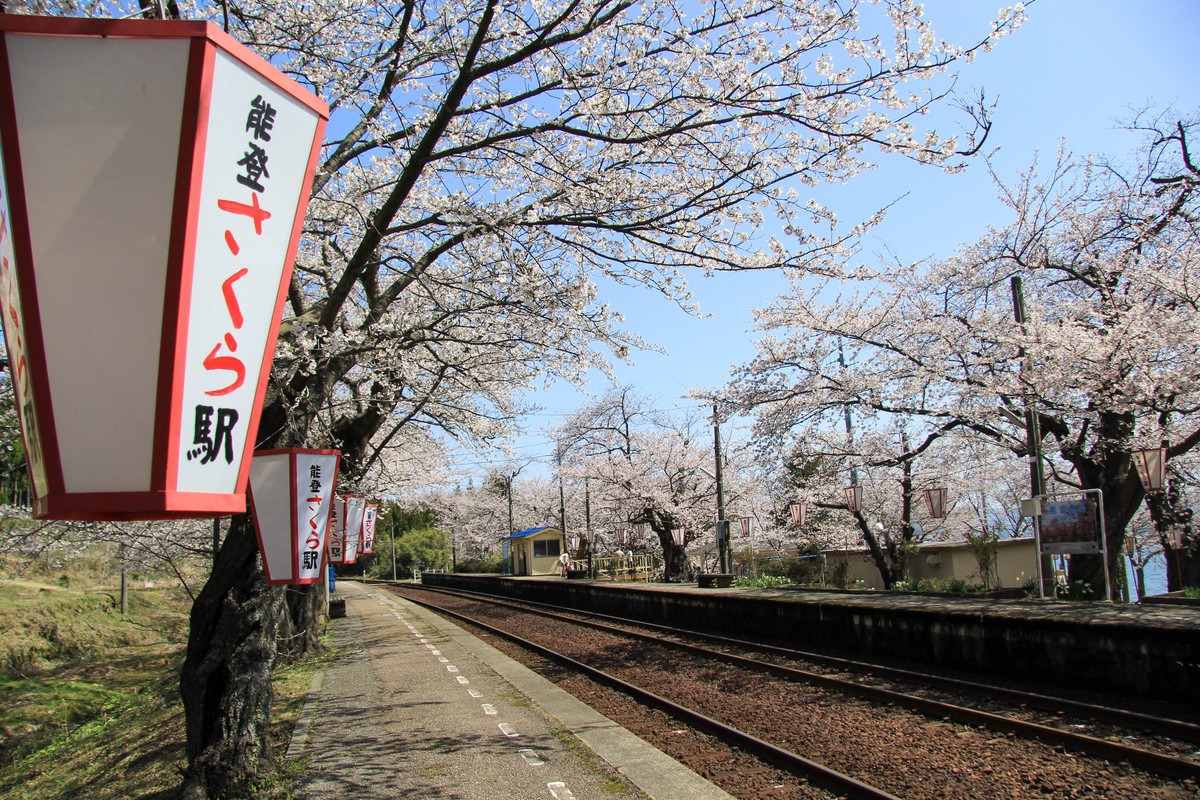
[341,495,366,563]
[737,516,753,538]
[844,485,862,512]
[924,487,948,519]
[327,496,345,563]
[788,501,807,526]
[0,16,328,519]
[1132,447,1168,493]
[247,448,340,585]
[361,502,378,554]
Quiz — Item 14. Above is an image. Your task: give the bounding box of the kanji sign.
[0,16,328,519]
[327,497,345,563]
[248,448,340,585]
[361,503,378,555]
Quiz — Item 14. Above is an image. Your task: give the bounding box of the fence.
[572,553,657,582]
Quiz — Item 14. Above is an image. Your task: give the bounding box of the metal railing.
[573,553,658,582]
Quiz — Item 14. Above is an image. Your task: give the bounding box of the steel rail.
[396,589,902,800]
[395,582,1200,783]
[405,581,1200,742]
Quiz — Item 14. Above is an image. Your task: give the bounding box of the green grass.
[0,570,326,800]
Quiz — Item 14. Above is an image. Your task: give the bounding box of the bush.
[759,555,825,585]
[733,574,793,589]
[454,553,502,574]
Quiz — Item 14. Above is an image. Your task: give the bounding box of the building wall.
[512,530,566,576]
[826,538,1038,590]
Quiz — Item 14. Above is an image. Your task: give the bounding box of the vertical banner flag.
[0,16,328,520]
[247,448,340,585]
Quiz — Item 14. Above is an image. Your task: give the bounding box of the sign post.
[1033,489,1110,601]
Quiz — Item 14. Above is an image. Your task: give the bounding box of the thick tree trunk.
[279,584,327,657]
[179,513,284,800]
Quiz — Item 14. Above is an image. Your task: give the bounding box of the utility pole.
[1011,275,1052,596]
[585,478,593,578]
[839,341,860,553]
[713,402,730,574]
[390,512,397,581]
[506,472,515,536]
[119,542,128,616]
[558,476,566,534]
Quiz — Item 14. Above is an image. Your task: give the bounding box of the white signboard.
[176,51,322,493]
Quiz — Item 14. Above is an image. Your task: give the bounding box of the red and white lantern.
[341,495,366,563]
[361,502,378,554]
[844,485,862,512]
[1132,447,1168,493]
[788,501,807,527]
[327,496,344,563]
[633,522,646,540]
[737,515,753,538]
[671,527,686,547]
[247,448,340,586]
[0,16,328,519]
[924,487,948,519]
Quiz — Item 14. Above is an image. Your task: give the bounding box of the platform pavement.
[287,580,737,800]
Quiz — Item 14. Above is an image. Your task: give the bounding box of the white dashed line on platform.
[518,748,544,766]
[547,781,577,798]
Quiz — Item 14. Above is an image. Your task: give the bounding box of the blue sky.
[496,0,1200,468]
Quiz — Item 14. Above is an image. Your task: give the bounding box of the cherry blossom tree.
[553,387,733,579]
[729,113,1200,600]
[6,0,1028,793]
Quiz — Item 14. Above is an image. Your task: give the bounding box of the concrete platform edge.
[370,589,736,800]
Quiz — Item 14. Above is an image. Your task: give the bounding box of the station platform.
[287,579,736,800]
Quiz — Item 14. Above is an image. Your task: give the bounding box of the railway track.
[384,582,1200,800]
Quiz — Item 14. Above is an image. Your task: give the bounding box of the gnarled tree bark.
[179,514,284,800]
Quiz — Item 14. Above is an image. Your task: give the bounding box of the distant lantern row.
[785,446,1172,530]
[247,448,378,586]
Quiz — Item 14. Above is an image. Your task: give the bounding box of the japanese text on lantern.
[301,461,323,573]
[327,498,344,561]
[0,162,46,495]
[188,94,280,467]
